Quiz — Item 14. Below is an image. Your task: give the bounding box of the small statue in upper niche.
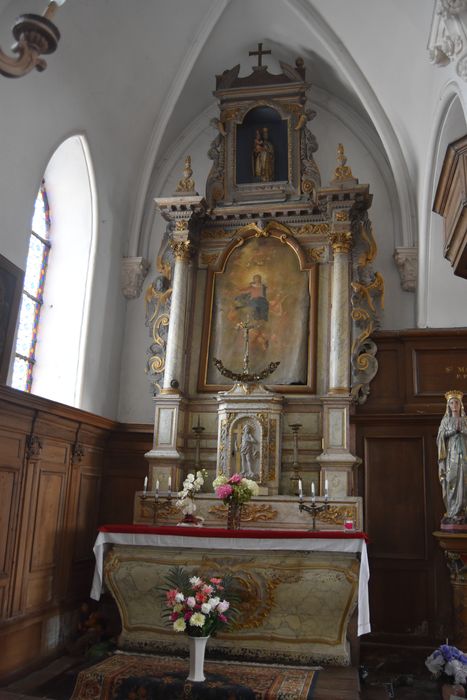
[252,127,274,182]
[437,390,467,527]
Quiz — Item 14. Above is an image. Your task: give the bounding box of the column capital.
[329,230,353,254]
[170,238,196,262]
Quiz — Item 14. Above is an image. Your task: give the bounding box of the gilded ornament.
[170,239,195,261]
[445,389,464,402]
[175,220,188,232]
[335,211,348,222]
[209,503,278,522]
[318,505,357,526]
[351,272,385,312]
[307,247,326,263]
[201,227,230,240]
[220,107,241,122]
[281,102,303,115]
[175,155,196,194]
[294,223,330,236]
[329,231,353,253]
[200,252,219,266]
[332,143,354,181]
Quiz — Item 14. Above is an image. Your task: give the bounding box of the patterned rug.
[70,653,319,699]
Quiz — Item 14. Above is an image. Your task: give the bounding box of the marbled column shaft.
[329,233,352,393]
[162,251,190,391]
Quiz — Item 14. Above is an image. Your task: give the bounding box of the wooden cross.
[249,42,271,68]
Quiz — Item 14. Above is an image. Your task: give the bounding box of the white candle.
[325,479,329,498]
[168,476,172,491]
[143,476,148,494]
[298,479,303,500]
[155,479,160,498]
[311,482,315,502]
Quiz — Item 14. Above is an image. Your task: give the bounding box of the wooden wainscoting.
[353,329,467,649]
[0,386,116,681]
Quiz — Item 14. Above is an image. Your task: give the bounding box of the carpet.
[70,653,319,699]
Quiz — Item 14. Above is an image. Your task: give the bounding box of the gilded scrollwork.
[307,246,326,263]
[293,223,330,237]
[318,505,357,526]
[209,503,278,522]
[200,252,219,267]
[349,204,384,404]
[300,108,321,199]
[145,274,172,394]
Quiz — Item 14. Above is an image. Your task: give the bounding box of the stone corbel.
[121,256,150,299]
[393,247,417,292]
[427,0,467,78]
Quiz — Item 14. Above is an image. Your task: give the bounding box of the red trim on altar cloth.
[98,523,368,542]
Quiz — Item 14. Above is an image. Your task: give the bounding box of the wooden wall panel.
[364,436,427,559]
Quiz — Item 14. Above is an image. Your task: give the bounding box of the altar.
[91,524,369,666]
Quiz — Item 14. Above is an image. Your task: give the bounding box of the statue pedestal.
[434,531,467,648]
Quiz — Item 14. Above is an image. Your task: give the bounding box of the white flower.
[201,603,211,614]
[189,612,206,627]
[186,596,196,608]
[175,592,184,602]
[213,475,228,488]
[242,478,259,496]
[185,482,194,490]
[189,576,202,587]
[186,474,195,482]
[209,596,220,609]
[196,471,205,481]
[173,618,186,632]
[217,600,230,613]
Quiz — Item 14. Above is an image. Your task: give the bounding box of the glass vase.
[227,501,242,530]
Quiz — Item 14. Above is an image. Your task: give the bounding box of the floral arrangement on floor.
[426,644,467,686]
[213,473,259,504]
[164,567,231,637]
[175,469,207,524]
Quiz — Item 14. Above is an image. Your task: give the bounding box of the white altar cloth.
[90,527,370,636]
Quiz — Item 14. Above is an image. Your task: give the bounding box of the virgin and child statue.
[252,127,274,182]
[437,390,467,525]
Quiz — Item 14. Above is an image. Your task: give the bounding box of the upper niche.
[236,106,288,185]
[205,49,321,209]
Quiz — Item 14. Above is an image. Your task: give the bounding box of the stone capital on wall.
[428,0,467,79]
[394,246,417,292]
[121,256,150,299]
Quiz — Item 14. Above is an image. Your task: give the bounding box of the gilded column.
[162,237,194,393]
[328,230,353,393]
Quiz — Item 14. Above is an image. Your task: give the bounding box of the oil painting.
[200,234,316,392]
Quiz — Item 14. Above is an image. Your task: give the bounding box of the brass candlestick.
[289,423,302,496]
[192,416,205,468]
[139,491,173,524]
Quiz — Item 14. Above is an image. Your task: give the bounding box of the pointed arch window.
[11,181,51,392]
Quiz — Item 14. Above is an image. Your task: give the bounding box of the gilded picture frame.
[0,254,23,384]
[198,225,317,393]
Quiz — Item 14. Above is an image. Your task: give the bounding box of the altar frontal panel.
[105,545,358,665]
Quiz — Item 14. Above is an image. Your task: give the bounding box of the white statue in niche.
[240,423,259,479]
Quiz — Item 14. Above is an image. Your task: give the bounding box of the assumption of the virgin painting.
[201,234,315,390]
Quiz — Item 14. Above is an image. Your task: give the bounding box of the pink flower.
[218,613,228,623]
[186,596,196,609]
[170,612,179,621]
[228,473,243,484]
[217,600,230,613]
[210,577,222,585]
[215,484,233,499]
[202,584,214,595]
[184,611,193,621]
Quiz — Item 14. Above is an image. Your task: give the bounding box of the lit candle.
[143,476,148,494]
[298,479,303,500]
[311,482,315,503]
[155,479,160,498]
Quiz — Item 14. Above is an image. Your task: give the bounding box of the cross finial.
[249,42,271,69]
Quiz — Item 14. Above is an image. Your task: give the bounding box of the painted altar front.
[92,525,369,666]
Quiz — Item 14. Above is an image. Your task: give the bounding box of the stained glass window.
[11,181,51,392]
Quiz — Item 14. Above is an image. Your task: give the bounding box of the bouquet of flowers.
[213,473,259,504]
[164,567,231,637]
[426,644,467,686]
[176,469,207,524]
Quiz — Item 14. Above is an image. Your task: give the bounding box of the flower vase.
[227,502,242,530]
[187,635,210,682]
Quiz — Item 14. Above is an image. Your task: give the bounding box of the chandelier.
[0,1,65,78]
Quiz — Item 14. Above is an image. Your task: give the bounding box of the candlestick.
[192,417,205,469]
[288,423,302,496]
[298,493,331,531]
[138,486,174,524]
